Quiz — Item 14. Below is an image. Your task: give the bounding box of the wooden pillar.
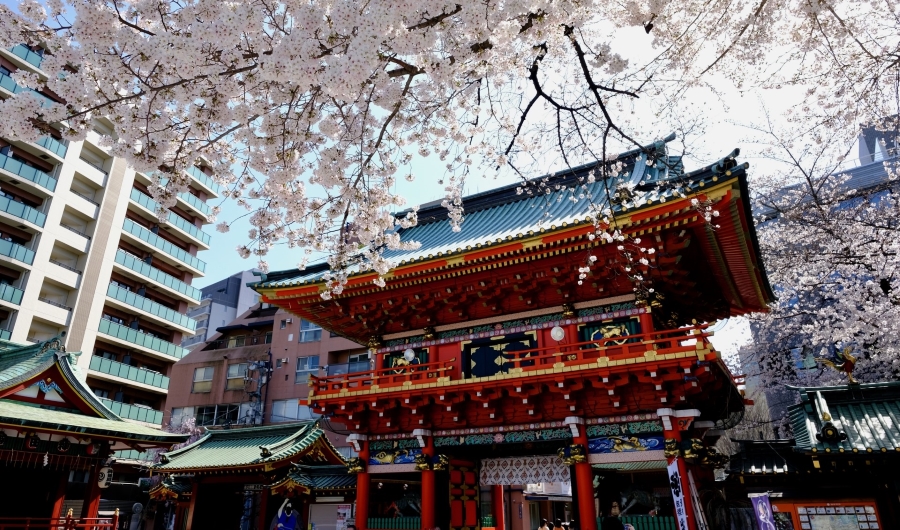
[80,462,102,519]
[257,487,270,530]
[184,481,200,530]
[658,409,700,530]
[421,435,436,530]
[638,310,655,334]
[491,485,505,530]
[356,440,371,530]
[51,471,68,519]
[569,421,597,530]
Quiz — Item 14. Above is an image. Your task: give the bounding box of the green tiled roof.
[252,137,749,290]
[154,422,344,473]
[789,381,900,453]
[0,337,61,390]
[283,464,356,491]
[0,399,184,441]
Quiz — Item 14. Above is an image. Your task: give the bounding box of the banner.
[749,493,777,530]
[666,457,689,530]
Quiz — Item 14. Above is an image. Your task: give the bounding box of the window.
[264,331,273,344]
[270,399,318,423]
[299,320,322,343]
[97,350,117,361]
[226,335,246,348]
[196,404,239,426]
[295,356,319,383]
[192,366,214,393]
[226,363,248,390]
[102,314,124,325]
[280,319,287,329]
[94,388,109,399]
[170,407,195,427]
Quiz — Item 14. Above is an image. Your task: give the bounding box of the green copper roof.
[0,399,184,441]
[284,464,355,490]
[154,422,344,473]
[251,138,750,290]
[789,381,900,453]
[0,336,63,391]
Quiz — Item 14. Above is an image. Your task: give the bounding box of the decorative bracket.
[564,416,584,438]
[347,433,367,452]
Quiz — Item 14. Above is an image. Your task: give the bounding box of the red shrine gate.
[252,139,773,530]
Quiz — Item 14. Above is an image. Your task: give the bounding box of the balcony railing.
[122,218,206,272]
[79,157,108,176]
[114,249,202,302]
[129,188,211,245]
[60,223,91,239]
[0,71,55,108]
[98,318,189,360]
[0,283,24,305]
[179,190,212,216]
[37,296,71,311]
[0,151,57,193]
[186,164,222,194]
[70,189,99,205]
[0,328,10,340]
[311,325,714,395]
[0,238,35,266]
[48,258,82,274]
[35,136,68,158]
[98,397,163,425]
[9,44,43,68]
[325,360,371,376]
[89,355,170,390]
[0,193,46,227]
[205,333,272,350]
[106,283,197,331]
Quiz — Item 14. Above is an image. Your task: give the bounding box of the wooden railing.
[0,510,118,530]
[311,325,712,395]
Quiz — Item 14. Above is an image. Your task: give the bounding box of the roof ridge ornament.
[814,346,859,385]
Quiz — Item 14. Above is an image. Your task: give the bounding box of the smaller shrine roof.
[270,464,356,495]
[154,422,345,474]
[788,381,900,454]
[727,439,799,475]
[148,477,192,500]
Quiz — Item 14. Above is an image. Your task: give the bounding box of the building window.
[226,335,246,348]
[295,356,319,383]
[97,350,117,361]
[94,388,109,399]
[170,406,195,428]
[270,399,318,423]
[265,331,273,344]
[299,320,322,343]
[226,363,248,390]
[192,366,214,393]
[280,319,287,329]
[195,404,240,426]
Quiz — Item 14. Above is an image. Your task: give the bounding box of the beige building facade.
[0,44,218,425]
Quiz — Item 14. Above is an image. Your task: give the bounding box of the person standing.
[539,519,550,530]
[274,498,298,530]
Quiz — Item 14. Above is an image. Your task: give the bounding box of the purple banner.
[749,493,777,530]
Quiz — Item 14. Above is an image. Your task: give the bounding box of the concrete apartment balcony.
[0,238,34,270]
[97,318,189,362]
[33,136,68,161]
[105,283,197,334]
[35,297,72,326]
[47,259,82,289]
[112,249,202,305]
[121,218,206,276]
[185,165,221,198]
[177,190,211,218]
[0,150,57,197]
[89,355,169,394]
[0,282,23,310]
[98,397,163,425]
[66,190,100,220]
[128,189,211,250]
[0,194,45,229]
[56,224,91,254]
[75,157,108,188]
[0,328,11,340]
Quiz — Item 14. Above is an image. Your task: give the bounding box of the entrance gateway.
[251,136,773,530]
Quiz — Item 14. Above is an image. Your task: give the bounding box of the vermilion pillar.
[658,409,701,530]
[80,462,102,519]
[356,440,371,530]
[256,487,269,530]
[51,471,67,519]
[570,421,597,530]
[184,481,200,530]
[421,436,436,530]
[491,485,506,530]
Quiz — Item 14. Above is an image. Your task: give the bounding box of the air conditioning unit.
[286,318,293,324]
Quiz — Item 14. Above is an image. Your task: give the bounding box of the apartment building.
[182,269,260,348]
[164,304,363,449]
[0,44,218,426]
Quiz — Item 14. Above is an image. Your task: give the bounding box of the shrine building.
[250,137,774,530]
[0,332,187,526]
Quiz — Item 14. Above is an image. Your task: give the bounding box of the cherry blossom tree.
[2,0,900,288]
[741,114,900,429]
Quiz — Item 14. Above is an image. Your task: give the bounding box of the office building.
[182,269,260,348]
